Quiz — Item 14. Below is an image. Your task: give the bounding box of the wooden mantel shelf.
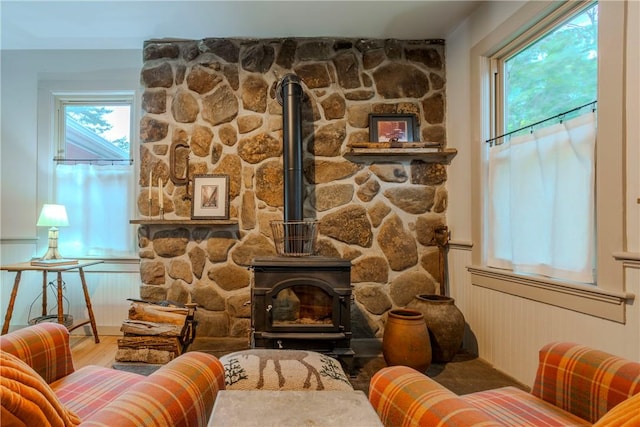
[343,147,457,164]
[130,219,238,225]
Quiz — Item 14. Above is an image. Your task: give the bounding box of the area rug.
[219,349,353,391]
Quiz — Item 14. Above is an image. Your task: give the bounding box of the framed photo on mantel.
[191,174,229,219]
[369,114,416,143]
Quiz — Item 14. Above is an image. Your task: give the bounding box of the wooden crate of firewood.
[115,301,197,364]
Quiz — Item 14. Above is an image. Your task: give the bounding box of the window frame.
[486,1,598,283]
[37,85,139,260]
[469,0,632,323]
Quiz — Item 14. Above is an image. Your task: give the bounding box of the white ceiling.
[1,1,483,50]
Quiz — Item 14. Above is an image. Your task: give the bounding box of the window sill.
[468,265,635,323]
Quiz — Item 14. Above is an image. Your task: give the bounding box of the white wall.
[446,0,640,386]
[0,50,142,334]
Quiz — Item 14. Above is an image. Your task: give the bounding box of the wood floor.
[70,335,119,369]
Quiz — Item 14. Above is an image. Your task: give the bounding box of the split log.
[115,348,175,364]
[118,336,182,354]
[128,302,187,326]
[120,319,183,337]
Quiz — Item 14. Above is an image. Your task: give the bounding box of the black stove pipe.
[277,74,304,222]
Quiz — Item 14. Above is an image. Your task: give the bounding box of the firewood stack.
[115,300,197,365]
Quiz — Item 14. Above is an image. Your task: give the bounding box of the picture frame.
[191,174,229,219]
[369,114,416,143]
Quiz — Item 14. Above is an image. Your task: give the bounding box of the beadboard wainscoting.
[447,243,640,387]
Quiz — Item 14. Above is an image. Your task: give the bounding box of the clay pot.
[408,294,465,363]
[382,309,432,372]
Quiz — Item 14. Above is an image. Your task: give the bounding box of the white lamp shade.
[37,204,69,227]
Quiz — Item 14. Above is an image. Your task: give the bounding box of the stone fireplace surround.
[135,37,450,352]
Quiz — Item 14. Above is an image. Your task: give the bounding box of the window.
[53,93,136,258]
[469,0,628,322]
[487,2,598,284]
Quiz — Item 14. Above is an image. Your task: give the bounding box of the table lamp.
[37,204,69,260]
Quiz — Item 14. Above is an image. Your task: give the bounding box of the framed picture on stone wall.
[191,174,229,219]
[369,114,416,143]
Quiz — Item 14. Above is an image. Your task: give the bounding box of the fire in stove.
[272,286,334,325]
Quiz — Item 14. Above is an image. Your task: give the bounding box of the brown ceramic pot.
[382,309,432,372]
[408,294,465,362]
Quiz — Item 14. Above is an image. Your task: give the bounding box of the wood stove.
[251,256,354,367]
[249,76,354,368]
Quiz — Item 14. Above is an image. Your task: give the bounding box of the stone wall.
[136,37,449,346]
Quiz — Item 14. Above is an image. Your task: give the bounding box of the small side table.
[1,260,102,343]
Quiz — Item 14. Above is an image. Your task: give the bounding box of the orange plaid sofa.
[1,322,225,426]
[369,342,640,426]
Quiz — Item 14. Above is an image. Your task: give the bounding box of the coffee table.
[207,390,383,426]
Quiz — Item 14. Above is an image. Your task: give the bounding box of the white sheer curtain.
[55,163,134,257]
[487,112,596,283]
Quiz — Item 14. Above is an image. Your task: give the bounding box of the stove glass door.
[271,284,333,327]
